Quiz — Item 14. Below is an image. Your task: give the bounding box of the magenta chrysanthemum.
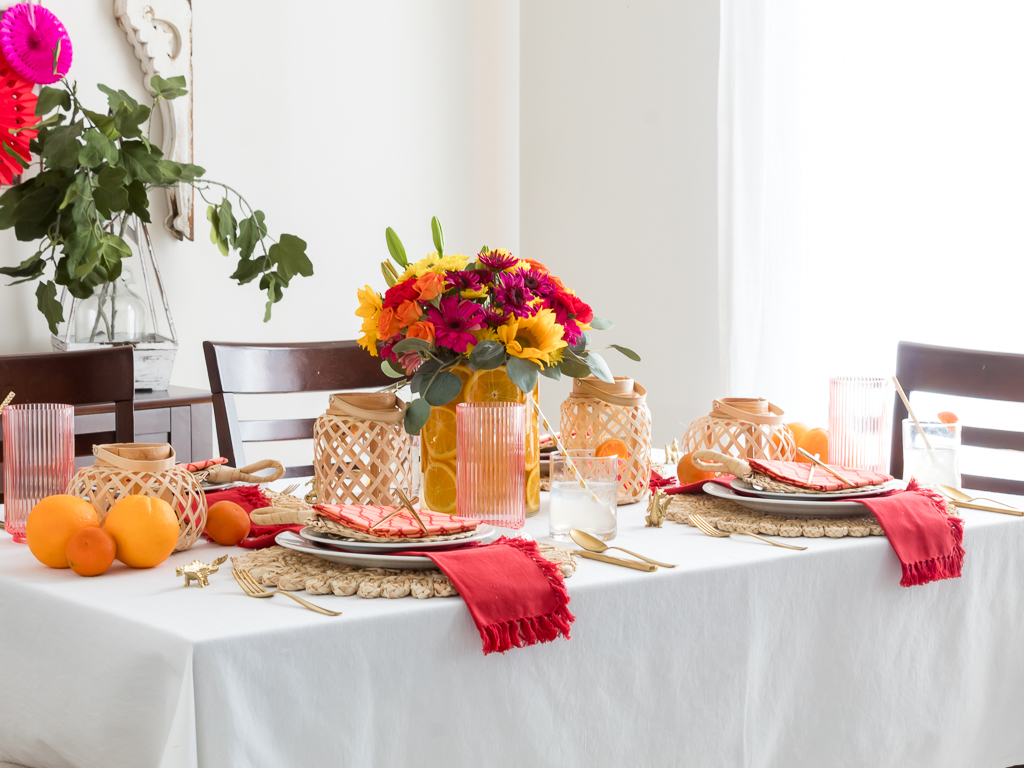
[492,271,537,319]
[478,250,519,271]
[520,268,556,299]
[561,319,584,346]
[445,270,484,292]
[425,296,485,353]
[482,306,509,327]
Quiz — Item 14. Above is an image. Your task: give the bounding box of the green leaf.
[0,252,46,283]
[1,142,29,170]
[125,179,151,223]
[207,206,229,255]
[585,351,614,383]
[269,234,312,281]
[558,357,591,379]
[77,128,119,168]
[217,199,237,244]
[41,121,84,169]
[392,337,432,355]
[404,397,432,435]
[97,84,139,112]
[431,216,444,257]
[381,360,406,379]
[150,75,188,100]
[119,140,163,183]
[35,281,63,334]
[177,163,206,182]
[539,364,562,381]
[35,86,70,116]
[82,108,119,140]
[608,344,641,362]
[92,166,130,217]
[424,370,462,407]
[229,256,263,285]
[385,227,408,267]
[381,261,397,287]
[589,316,614,330]
[52,39,62,77]
[235,214,261,260]
[506,355,540,394]
[468,339,506,370]
[113,103,151,140]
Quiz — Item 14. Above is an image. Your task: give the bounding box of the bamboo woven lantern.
[313,392,413,506]
[560,377,653,504]
[66,443,207,552]
[679,398,796,462]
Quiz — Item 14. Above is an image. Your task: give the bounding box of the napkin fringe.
[479,537,575,655]
[899,480,966,587]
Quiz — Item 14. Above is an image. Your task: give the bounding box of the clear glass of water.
[902,419,961,488]
[549,450,617,541]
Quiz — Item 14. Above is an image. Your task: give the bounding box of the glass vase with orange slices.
[354,216,639,516]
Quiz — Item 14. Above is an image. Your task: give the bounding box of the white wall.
[0,0,520,395]
[520,0,721,445]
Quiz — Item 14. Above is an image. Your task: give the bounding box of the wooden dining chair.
[203,340,393,479]
[890,341,1024,495]
[0,345,135,502]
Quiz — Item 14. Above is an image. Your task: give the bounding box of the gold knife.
[938,485,1023,516]
[575,551,658,571]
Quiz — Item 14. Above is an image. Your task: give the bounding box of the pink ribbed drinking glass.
[828,377,889,472]
[456,402,525,528]
[2,403,75,542]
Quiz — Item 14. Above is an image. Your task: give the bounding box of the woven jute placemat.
[231,543,576,600]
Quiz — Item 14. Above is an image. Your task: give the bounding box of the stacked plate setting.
[702,478,905,517]
[276,524,501,570]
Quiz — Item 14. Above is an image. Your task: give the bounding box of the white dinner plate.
[703,482,881,518]
[298,523,499,553]
[275,531,438,570]
[730,477,904,501]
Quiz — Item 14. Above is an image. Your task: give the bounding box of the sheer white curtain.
[719,0,1024,426]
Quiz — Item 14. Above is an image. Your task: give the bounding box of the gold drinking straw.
[1,391,14,410]
[527,394,600,500]
[892,376,932,451]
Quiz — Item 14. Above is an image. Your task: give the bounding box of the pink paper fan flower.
[0,4,73,85]
[425,296,484,354]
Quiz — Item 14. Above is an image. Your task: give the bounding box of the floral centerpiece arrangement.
[355,217,639,515]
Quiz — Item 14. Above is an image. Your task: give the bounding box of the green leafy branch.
[0,75,312,333]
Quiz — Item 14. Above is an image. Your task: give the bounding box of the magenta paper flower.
[425,296,484,353]
[0,4,73,85]
[492,271,538,319]
[478,250,519,271]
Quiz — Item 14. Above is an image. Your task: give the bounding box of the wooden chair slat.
[239,418,317,443]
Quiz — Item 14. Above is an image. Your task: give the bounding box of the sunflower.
[496,308,567,366]
[355,285,382,356]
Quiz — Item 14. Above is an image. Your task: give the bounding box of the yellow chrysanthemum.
[496,308,567,366]
[473,327,500,343]
[399,252,470,281]
[461,286,489,300]
[355,285,382,356]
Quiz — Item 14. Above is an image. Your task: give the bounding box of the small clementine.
[25,495,100,569]
[677,452,718,485]
[205,501,251,546]
[595,438,630,460]
[66,527,116,576]
[103,495,179,568]
[796,428,829,463]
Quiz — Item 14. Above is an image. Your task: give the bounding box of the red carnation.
[383,278,419,309]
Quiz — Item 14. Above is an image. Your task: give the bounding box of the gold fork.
[279,483,300,496]
[232,569,342,616]
[689,513,807,551]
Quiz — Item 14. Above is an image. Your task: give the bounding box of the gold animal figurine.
[176,554,230,588]
[664,438,682,466]
[645,489,670,528]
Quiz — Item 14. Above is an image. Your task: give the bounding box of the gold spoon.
[938,485,1023,516]
[570,529,677,568]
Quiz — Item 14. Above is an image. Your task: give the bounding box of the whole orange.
[786,422,811,446]
[66,527,116,576]
[26,495,101,569]
[677,452,718,485]
[796,428,829,463]
[204,501,251,546]
[103,495,180,568]
[595,438,630,460]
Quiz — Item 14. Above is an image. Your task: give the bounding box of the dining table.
[1,473,1023,768]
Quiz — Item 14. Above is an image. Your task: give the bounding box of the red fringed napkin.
[204,485,301,549]
[649,470,734,495]
[409,536,574,654]
[857,479,965,587]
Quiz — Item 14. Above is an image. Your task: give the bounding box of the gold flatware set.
[232,569,342,616]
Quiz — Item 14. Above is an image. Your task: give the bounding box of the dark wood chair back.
[891,341,1024,495]
[203,340,392,479]
[0,346,136,502]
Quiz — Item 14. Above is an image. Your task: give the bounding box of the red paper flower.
[0,49,38,185]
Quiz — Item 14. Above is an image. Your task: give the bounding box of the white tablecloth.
[2,486,1024,768]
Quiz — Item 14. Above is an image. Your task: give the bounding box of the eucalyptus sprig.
[0,75,313,333]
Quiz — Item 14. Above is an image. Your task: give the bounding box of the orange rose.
[414,272,446,301]
[396,300,422,328]
[377,307,401,339]
[406,321,436,343]
[520,258,550,274]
